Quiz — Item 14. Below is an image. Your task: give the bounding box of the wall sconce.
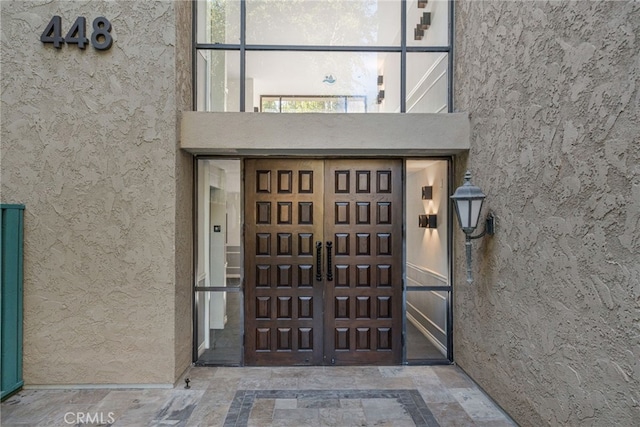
[419,214,437,228]
[414,26,424,41]
[450,171,495,283]
[419,12,431,30]
[377,90,385,104]
[377,75,384,86]
[418,0,428,8]
[421,186,433,200]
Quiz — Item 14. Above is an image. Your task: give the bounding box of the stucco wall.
[0,0,192,385]
[454,1,639,426]
[173,0,194,383]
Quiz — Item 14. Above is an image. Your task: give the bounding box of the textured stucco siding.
[173,0,194,382]
[0,0,192,385]
[454,1,639,426]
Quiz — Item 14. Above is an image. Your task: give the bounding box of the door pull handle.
[315,241,323,281]
[326,241,333,281]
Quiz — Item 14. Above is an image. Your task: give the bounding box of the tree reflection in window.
[261,95,367,113]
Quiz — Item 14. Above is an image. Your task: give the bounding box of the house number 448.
[41,16,113,51]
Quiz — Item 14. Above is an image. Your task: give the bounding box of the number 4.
[40,15,64,49]
[65,17,88,49]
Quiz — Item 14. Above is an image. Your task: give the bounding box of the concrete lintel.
[180,112,470,156]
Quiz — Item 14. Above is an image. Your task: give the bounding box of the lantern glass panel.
[470,199,484,229]
[454,199,470,229]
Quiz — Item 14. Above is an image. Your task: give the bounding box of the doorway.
[193,157,452,366]
[244,159,403,366]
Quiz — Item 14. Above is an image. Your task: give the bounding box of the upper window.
[247,0,400,46]
[195,0,451,113]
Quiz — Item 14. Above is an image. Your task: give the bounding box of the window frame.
[192,0,454,113]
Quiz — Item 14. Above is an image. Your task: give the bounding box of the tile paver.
[0,366,517,426]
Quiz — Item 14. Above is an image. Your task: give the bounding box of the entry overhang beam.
[180,112,470,156]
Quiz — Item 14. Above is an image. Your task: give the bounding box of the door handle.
[315,241,323,281]
[326,241,333,281]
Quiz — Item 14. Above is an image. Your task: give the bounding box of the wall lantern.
[419,214,437,228]
[421,186,433,200]
[450,171,495,283]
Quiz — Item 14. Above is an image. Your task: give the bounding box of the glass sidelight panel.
[405,159,450,362]
[195,290,243,365]
[406,290,448,360]
[195,159,243,365]
[405,160,449,279]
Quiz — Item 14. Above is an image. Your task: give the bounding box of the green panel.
[1,205,24,400]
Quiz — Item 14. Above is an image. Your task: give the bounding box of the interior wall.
[407,0,448,47]
[406,53,448,113]
[225,165,242,277]
[381,52,401,112]
[225,193,242,278]
[197,165,211,287]
[247,52,380,112]
[209,185,227,329]
[226,191,241,248]
[228,78,253,112]
[454,1,640,426]
[406,161,448,278]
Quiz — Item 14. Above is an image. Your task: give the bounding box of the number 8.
[91,17,112,51]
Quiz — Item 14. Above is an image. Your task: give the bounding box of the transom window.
[195,0,452,113]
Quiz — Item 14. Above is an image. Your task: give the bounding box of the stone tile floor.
[1,366,517,426]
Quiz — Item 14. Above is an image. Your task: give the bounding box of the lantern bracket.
[467,213,495,240]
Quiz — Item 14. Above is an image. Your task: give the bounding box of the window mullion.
[240,0,246,112]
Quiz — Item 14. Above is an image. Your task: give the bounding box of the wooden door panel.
[323,159,403,365]
[244,159,324,365]
[245,159,402,366]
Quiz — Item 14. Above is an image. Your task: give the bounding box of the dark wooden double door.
[244,159,402,365]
